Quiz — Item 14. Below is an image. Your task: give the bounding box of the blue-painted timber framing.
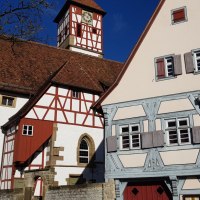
[103,90,200,200]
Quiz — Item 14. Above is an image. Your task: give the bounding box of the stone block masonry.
[45,180,116,200]
[0,189,23,200]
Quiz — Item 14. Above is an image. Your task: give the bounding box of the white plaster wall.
[102,0,200,106]
[158,99,193,114]
[0,96,28,169]
[182,179,200,190]
[118,154,147,168]
[69,47,100,57]
[113,105,146,120]
[55,124,104,166]
[54,165,104,186]
[193,114,200,126]
[160,149,199,165]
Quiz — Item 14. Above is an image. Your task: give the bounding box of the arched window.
[79,139,89,164]
[77,134,95,166]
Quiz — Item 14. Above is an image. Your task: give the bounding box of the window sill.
[193,71,200,75]
[156,76,176,82]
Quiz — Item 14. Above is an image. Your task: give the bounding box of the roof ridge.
[0,35,123,63]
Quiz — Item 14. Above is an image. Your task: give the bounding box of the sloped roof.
[54,0,106,23]
[0,36,122,95]
[72,0,105,12]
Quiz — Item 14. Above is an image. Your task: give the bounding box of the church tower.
[54,0,106,57]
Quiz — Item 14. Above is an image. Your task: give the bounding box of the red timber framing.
[29,87,104,128]
[0,132,15,189]
[70,5,102,53]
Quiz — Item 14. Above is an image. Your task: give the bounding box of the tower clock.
[54,0,106,58]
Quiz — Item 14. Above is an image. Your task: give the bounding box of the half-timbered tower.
[95,0,200,200]
[54,0,105,57]
[0,30,122,200]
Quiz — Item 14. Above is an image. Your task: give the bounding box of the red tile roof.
[72,0,105,13]
[0,36,123,96]
[54,0,106,23]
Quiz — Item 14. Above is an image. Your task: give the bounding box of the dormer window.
[171,7,187,24]
[22,125,33,136]
[0,95,16,108]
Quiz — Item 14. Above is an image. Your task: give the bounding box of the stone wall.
[45,180,116,200]
[0,189,23,200]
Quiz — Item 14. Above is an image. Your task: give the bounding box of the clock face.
[82,11,93,25]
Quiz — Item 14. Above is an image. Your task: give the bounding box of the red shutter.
[173,9,185,23]
[156,58,165,79]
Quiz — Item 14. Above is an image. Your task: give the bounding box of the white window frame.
[79,139,89,164]
[119,124,141,150]
[193,49,200,73]
[155,55,175,80]
[22,125,34,136]
[165,117,191,146]
[164,56,174,77]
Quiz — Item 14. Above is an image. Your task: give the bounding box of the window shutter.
[192,126,200,144]
[156,58,165,79]
[153,131,164,147]
[141,132,153,149]
[173,55,182,76]
[107,136,117,153]
[184,52,194,73]
[173,9,185,23]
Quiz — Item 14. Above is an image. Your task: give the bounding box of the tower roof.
[54,0,106,23]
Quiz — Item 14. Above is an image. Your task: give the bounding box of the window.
[165,118,191,146]
[171,7,187,24]
[77,134,95,166]
[183,196,200,200]
[120,124,141,150]
[92,28,97,34]
[77,23,82,37]
[156,56,174,79]
[22,125,33,136]
[79,139,89,163]
[193,50,200,72]
[72,90,79,98]
[0,95,16,107]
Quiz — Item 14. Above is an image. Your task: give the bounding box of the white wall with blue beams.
[103,90,200,200]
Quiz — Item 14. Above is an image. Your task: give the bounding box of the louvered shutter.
[184,52,194,73]
[141,132,153,149]
[173,9,185,23]
[192,126,200,144]
[173,55,182,76]
[107,136,117,153]
[156,58,165,79]
[153,131,164,147]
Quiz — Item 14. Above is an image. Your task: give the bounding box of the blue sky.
[42,0,160,62]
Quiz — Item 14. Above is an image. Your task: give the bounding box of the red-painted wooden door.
[124,183,171,200]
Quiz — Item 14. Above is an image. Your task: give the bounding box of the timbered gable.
[25,86,103,128]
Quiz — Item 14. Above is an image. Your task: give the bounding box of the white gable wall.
[102,0,200,105]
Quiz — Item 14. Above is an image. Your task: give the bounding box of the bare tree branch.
[0,0,53,40]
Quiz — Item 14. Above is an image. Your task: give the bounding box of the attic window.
[1,95,16,108]
[171,7,187,24]
[22,125,33,136]
[72,90,80,99]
